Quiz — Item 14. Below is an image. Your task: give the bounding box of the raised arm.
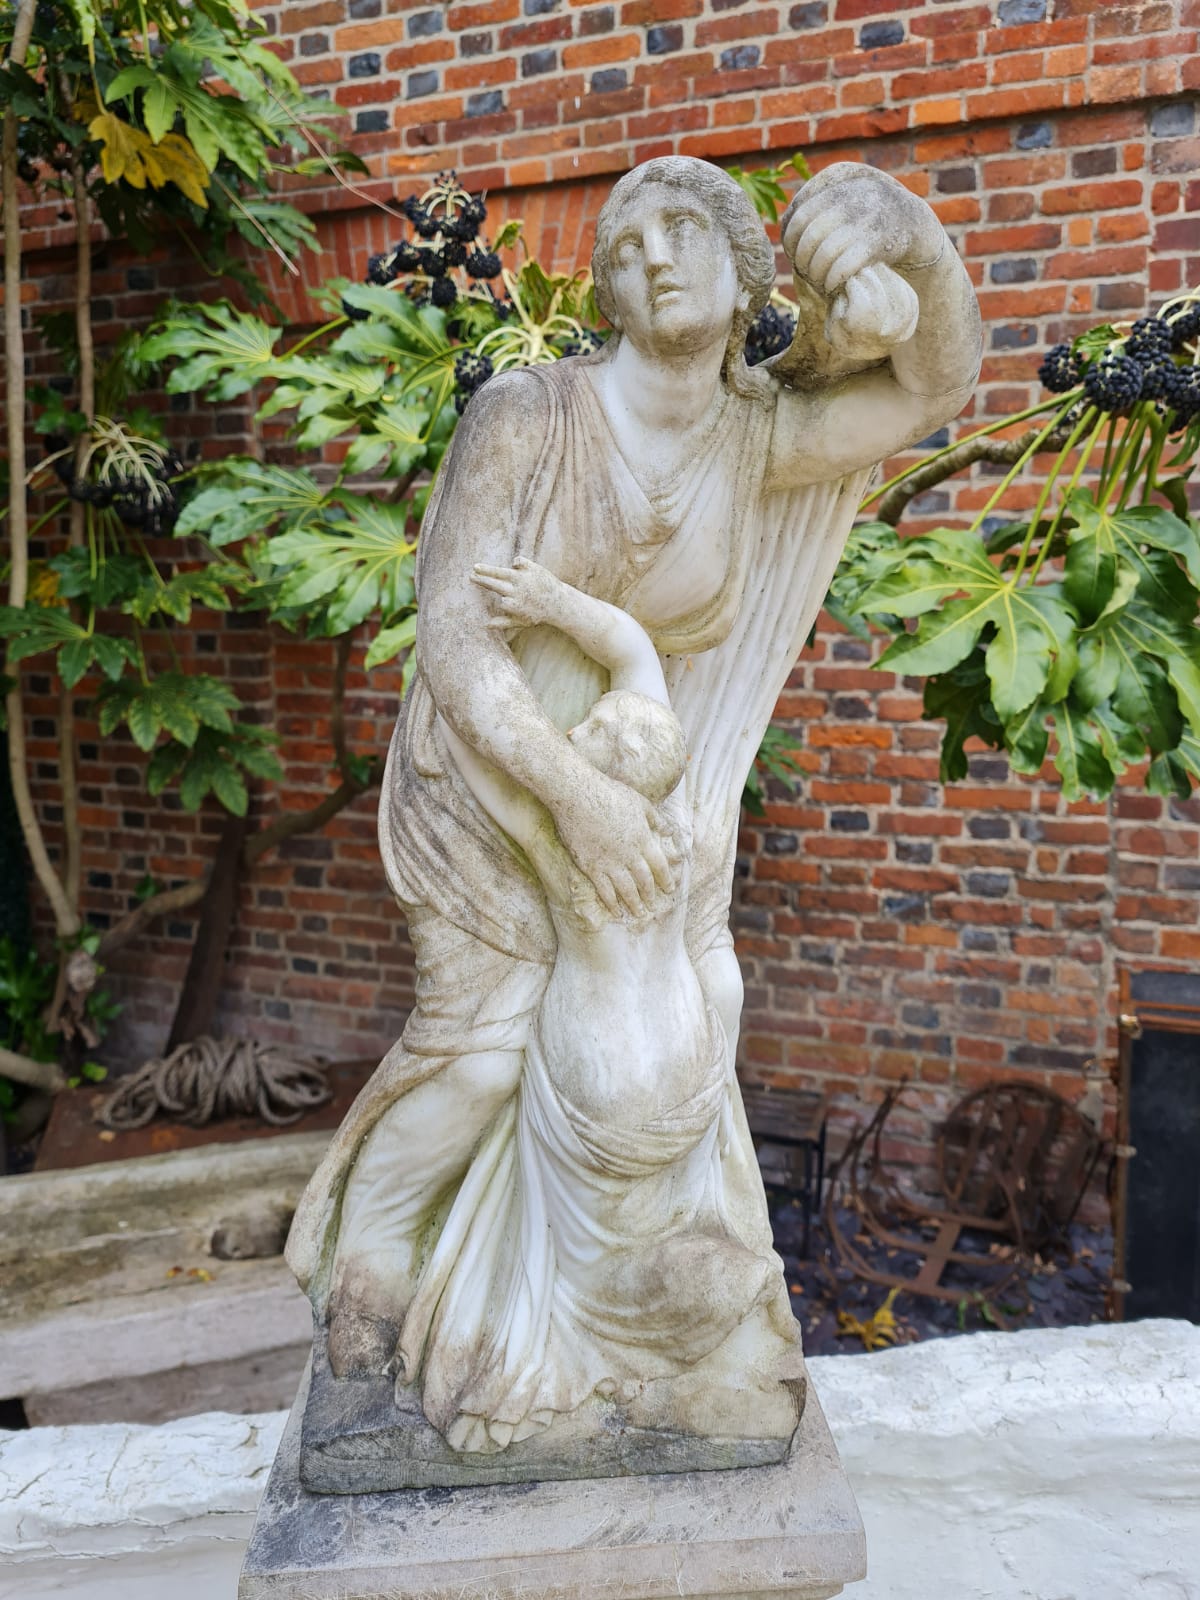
[472,558,669,705]
[764,164,982,491]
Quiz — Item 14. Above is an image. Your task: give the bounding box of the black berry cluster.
[1083,353,1145,416]
[453,351,494,413]
[744,304,796,367]
[45,432,186,536]
[559,330,605,358]
[1038,343,1082,394]
[344,173,508,324]
[1165,302,1200,350]
[1040,302,1200,432]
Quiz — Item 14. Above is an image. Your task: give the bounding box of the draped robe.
[285,346,874,1323]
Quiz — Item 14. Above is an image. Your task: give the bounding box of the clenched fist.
[780,163,947,361]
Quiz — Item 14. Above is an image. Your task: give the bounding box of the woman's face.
[604,183,740,358]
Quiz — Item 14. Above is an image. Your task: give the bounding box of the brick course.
[6,1,1200,1161]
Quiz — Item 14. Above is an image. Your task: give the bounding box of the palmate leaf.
[1063,488,1200,621]
[0,602,89,662]
[1147,731,1200,800]
[1051,698,1117,800]
[860,528,1079,720]
[49,549,144,607]
[148,724,281,816]
[87,111,210,207]
[97,672,240,752]
[139,304,280,402]
[922,651,1004,782]
[364,612,417,669]
[174,461,328,547]
[266,495,417,635]
[125,566,242,625]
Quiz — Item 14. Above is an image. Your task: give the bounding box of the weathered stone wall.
[4,1321,1198,1599]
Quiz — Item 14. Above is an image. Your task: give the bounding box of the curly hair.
[569,690,687,804]
[591,156,777,403]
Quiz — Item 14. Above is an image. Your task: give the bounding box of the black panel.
[1129,968,1200,1010]
[1126,1023,1200,1323]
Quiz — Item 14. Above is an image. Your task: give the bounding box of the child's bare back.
[439,559,725,1131]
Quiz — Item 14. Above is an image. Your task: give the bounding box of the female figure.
[285,156,981,1461]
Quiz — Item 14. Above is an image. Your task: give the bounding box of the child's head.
[568,690,686,803]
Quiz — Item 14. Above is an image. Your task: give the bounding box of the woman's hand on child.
[473,558,559,629]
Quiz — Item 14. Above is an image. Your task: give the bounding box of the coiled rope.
[98,1036,332,1131]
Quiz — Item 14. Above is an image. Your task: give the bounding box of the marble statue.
[284,155,981,1489]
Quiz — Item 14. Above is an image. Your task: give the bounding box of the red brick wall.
[9,0,1200,1156]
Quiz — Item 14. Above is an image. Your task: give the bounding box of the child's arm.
[472,558,669,705]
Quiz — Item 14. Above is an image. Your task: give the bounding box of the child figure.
[396,559,791,1455]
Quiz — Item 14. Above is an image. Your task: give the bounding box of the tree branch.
[61,127,93,915]
[331,631,355,784]
[877,424,1074,525]
[98,877,209,961]
[0,1046,68,1095]
[98,758,385,961]
[4,0,79,940]
[243,764,383,866]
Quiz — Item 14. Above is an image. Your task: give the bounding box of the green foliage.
[0,937,57,1066]
[743,725,806,818]
[0,0,358,304]
[833,300,1200,801]
[727,152,811,223]
[0,934,113,1110]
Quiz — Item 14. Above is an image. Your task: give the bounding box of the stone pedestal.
[239,1361,866,1600]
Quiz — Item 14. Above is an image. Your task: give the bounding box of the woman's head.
[568,690,686,803]
[592,157,776,401]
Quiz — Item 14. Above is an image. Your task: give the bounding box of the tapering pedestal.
[239,1360,866,1600]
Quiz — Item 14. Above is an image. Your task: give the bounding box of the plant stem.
[212,174,301,278]
[1025,413,1107,586]
[62,119,95,917]
[1011,407,1097,585]
[861,391,1082,510]
[4,0,80,944]
[1141,425,1165,506]
[967,398,1080,535]
[285,317,344,359]
[1102,415,1147,511]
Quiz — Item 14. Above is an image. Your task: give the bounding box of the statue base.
[298,1323,806,1492]
[239,1357,866,1600]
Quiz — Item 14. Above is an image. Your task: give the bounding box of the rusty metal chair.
[825,1079,1102,1317]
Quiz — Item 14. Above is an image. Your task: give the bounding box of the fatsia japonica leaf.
[858,528,1078,720]
[174,461,328,547]
[265,496,416,635]
[139,304,280,402]
[48,549,144,607]
[364,613,417,670]
[1147,731,1200,800]
[146,723,281,816]
[0,603,89,662]
[1051,699,1117,800]
[921,651,1004,783]
[1064,488,1200,616]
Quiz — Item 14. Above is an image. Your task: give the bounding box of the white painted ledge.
[2,1320,1198,1600]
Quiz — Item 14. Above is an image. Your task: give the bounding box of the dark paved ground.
[770,1192,1113,1356]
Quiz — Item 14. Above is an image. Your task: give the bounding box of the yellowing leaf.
[89,112,155,188]
[142,133,210,209]
[836,1287,902,1351]
[87,114,209,207]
